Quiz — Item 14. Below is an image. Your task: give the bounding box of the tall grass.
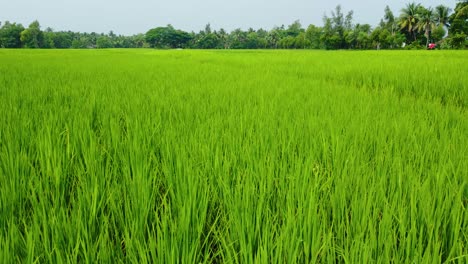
[0,49,467,263]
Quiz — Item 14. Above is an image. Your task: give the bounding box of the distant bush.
[446,33,468,49]
[404,42,425,50]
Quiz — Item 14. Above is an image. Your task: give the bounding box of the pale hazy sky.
[0,0,457,35]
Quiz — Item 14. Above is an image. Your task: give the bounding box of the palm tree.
[417,7,437,47]
[435,5,452,29]
[398,2,421,42]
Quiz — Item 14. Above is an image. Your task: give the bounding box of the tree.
[204,23,212,35]
[42,27,56,49]
[278,36,295,49]
[52,32,74,48]
[244,31,258,49]
[294,32,310,49]
[267,27,283,49]
[446,1,468,48]
[322,5,354,49]
[321,17,340,49]
[217,28,229,48]
[228,28,248,49]
[391,32,406,48]
[145,25,191,48]
[398,2,421,42]
[286,20,303,37]
[417,7,437,47]
[454,0,468,19]
[171,30,192,48]
[71,39,85,49]
[447,32,467,48]
[356,31,371,49]
[371,27,383,49]
[130,34,148,48]
[344,29,357,49]
[305,24,322,49]
[0,21,24,48]
[96,35,113,48]
[432,25,446,43]
[196,32,220,49]
[435,5,452,29]
[449,0,468,35]
[1,3,465,51]
[255,28,269,49]
[381,6,397,34]
[145,26,172,48]
[20,20,44,48]
[343,24,371,49]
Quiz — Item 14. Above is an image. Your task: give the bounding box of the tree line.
[1,1,467,50]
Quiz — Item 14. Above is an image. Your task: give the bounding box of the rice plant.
[0,49,467,263]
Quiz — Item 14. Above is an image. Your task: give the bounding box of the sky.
[0,0,457,35]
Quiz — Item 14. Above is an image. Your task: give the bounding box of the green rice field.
[0,49,467,263]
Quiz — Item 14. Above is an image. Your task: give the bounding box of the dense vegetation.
[0,49,467,262]
[1,1,467,50]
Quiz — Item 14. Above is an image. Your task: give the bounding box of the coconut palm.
[398,2,421,42]
[417,7,437,47]
[435,5,452,28]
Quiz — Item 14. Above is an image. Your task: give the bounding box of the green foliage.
[244,31,260,49]
[194,33,220,49]
[0,49,467,262]
[145,25,192,49]
[51,32,74,49]
[381,5,397,32]
[404,41,425,49]
[322,5,354,49]
[398,2,421,42]
[96,36,114,49]
[431,25,446,43]
[286,20,303,37]
[305,24,322,49]
[1,1,466,50]
[435,5,451,28]
[449,1,468,36]
[226,28,246,48]
[71,38,86,49]
[0,21,24,48]
[447,33,468,48]
[416,7,438,47]
[145,27,170,48]
[20,20,44,48]
[42,29,56,49]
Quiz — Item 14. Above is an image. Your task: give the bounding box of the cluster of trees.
[0,21,147,49]
[1,1,467,50]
